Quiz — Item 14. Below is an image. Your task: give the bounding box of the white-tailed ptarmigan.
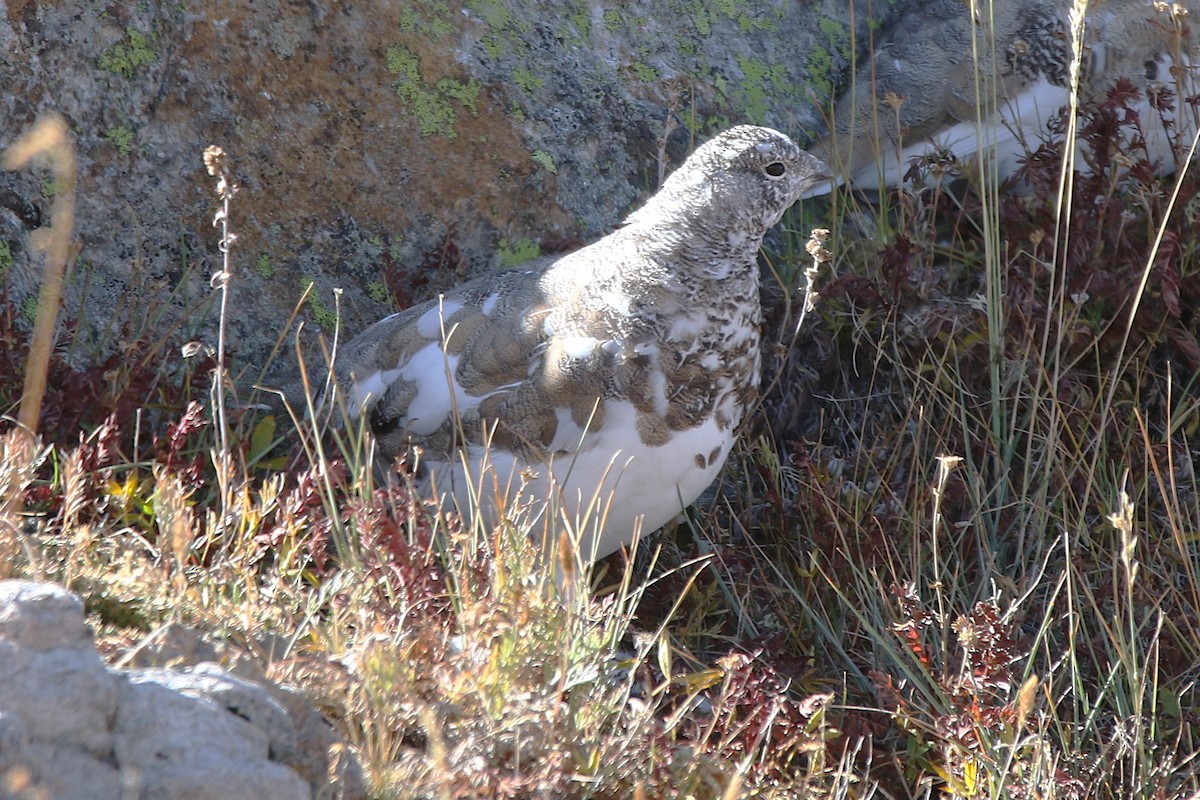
[329,126,829,565]
[805,0,1198,197]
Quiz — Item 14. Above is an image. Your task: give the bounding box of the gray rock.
[0,582,117,757]
[142,663,300,765]
[0,580,93,650]
[115,624,366,799]
[267,683,365,799]
[115,675,310,800]
[15,742,124,800]
[116,621,221,669]
[0,1,879,381]
[0,710,29,771]
[0,580,363,800]
[0,641,118,757]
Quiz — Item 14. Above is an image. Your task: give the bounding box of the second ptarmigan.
[329,125,829,565]
[805,0,1198,196]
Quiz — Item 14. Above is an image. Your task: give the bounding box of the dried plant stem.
[203,145,238,527]
[748,227,831,427]
[2,115,76,441]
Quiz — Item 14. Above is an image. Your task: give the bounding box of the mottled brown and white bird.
[805,0,1199,196]
[329,126,830,565]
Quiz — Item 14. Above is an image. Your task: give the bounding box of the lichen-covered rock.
[0,580,364,800]
[0,1,887,383]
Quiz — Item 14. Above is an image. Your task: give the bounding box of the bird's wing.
[330,256,567,462]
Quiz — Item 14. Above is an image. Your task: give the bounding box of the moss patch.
[512,68,544,94]
[809,17,849,102]
[21,296,38,324]
[630,61,658,83]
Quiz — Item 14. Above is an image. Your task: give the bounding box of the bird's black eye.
[764,161,786,177]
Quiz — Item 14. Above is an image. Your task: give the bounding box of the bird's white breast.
[421,399,733,563]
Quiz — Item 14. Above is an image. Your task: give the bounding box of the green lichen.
[602,9,621,30]
[630,61,658,83]
[809,17,849,103]
[481,36,503,60]
[712,72,728,99]
[255,254,274,279]
[105,125,136,157]
[818,16,847,41]
[0,241,12,273]
[711,0,771,32]
[366,281,389,303]
[385,44,480,138]
[22,296,38,324]
[385,45,419,76]
[301,278,338,329]
[467,0,510,29]
[692,8,712,36]
[736,56,771,124]
[531,150,557,174]
[569,8,591,39]
[498,237,540,267]
[734,55,797,124]
[399,0,454,38]
[41,179,59,198]
[806,45,835,102]
[512,68,544,94]
[439,78,480,111]
[98,27,156,78]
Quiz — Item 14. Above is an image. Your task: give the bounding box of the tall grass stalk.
[966,1,1009,485]
[2,115,76,444]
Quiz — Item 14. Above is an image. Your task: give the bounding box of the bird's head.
[627,125,831,235]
